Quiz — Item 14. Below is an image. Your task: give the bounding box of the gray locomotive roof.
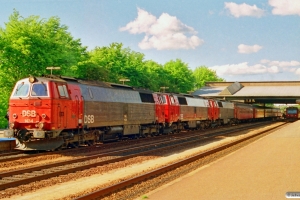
[40,75,136,90]
[32,75,142,103]
[193,81,300,104]
[81,85,142,103]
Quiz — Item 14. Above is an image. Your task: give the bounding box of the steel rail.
[0,130,209,190]
[0,121,273,162]
[0,121,266,163]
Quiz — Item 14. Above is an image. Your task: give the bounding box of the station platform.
[146,121,300,200]
[0,129,16,151]
[0,130,4,138]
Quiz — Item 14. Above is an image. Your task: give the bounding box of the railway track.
[0,121,284,199]
[74,121,287,200]
[0,121,268,163]
[0,150,22,157]
[0,122,267,190]
[0,121,275,165]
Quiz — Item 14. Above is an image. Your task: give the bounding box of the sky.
[1,0,300,82]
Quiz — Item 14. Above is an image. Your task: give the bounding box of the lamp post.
[119,78,130,85]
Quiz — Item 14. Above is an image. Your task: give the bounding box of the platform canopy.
[192,81,300,104]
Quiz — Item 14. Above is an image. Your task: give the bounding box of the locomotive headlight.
[38,122,44,129]
[9,122,15,129]
[13,113,18,119]
[29,76,37,83]
[41,114,47,119]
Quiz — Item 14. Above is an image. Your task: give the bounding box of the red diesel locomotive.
[4,75,280,150]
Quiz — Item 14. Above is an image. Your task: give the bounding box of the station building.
[192,81,300,105]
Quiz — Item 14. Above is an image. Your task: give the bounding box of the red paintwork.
[161,93,179,125]
[63,83,83,128]
[9,81,53,131]
[9,81,83,132]
[9,98,52,130]
[207,99,219,121]
[152,93,165,123]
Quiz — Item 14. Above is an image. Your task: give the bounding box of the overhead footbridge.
[192,81,300,104]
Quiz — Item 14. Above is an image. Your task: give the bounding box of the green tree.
[144,60,166,92]
[85,43,125,82]
[193,66,225,89]
[121,47,148,88]
[76,43,153,89]
[71,60,109,81]
[0,10,87,128]
[163,59,195,93]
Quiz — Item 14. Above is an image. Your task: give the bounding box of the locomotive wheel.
[17,129,30,142]
[56,145,63,151]
[68,142,79,148]
[86,140,94,146]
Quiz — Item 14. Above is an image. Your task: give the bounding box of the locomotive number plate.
[25,119,34,123]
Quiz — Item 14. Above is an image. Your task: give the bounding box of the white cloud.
[269,0,300,16]
[120,8,204,50]
[224,2,265,18]
[119,8,157,34]
[209,62,278,76]
[238,44,263,54]
[260,60,300,68]
[210,60,300,78]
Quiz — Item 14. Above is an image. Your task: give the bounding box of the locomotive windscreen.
[13,82,29,97]
[31,83,48,96]
[287,108,298,114]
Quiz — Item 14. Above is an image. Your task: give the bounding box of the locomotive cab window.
[57,84,69,98]
[12,82,29,97]
[31,82,48,96]
[170,95,176,104]
[157,95,164,104]
[161,95,167,104]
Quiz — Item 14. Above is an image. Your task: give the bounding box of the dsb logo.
[84,115,95,124]
[22,110,36,117]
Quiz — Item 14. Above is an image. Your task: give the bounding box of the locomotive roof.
[37,75,136,90]
[133,88,154,94]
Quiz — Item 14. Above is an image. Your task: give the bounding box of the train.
[284,107,299,121]
[3,75,281,151]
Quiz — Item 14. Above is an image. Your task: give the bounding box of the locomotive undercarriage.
[9,117,250,151]
[11,129,65,151]
[9,122,165,150]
